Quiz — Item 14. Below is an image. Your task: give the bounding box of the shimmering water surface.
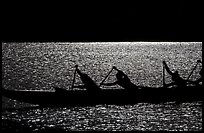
[2,102,202,131]
[2,42,202,131]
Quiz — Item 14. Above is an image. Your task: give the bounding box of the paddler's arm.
[113,66,129,79]
[163,61,173,75]
[113,66,125,75]
[113,66,120,72]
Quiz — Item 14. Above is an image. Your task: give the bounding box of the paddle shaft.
[99,68,114,87]
[71,68,77,89]
[163,63,165,87]
[186,61,199,81]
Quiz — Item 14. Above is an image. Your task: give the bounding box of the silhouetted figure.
[74,65,100,92]
[101,66,138,91]
[163,61,187,88]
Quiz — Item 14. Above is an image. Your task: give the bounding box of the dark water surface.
[2,102,202,131]
[2,42,202,131]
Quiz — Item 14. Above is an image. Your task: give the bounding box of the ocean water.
[2,102,202,131]
[1,42,202,131]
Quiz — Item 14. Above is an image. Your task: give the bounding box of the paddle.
[163,62,166,87]
[186,60,201,81]
[99,67,114,87]
[71,65,78,89]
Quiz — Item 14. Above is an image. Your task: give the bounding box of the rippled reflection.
[2,102,202,131]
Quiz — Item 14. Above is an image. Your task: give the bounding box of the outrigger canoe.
[2,85,203,106]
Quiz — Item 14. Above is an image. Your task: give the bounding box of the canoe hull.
[2,86,203,106]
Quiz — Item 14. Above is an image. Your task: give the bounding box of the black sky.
[2,1,202,42]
